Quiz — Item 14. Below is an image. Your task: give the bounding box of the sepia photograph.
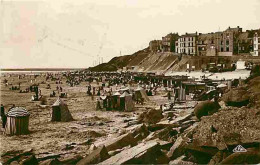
[1,0,260,164]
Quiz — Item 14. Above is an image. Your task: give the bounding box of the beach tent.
[51,97,73,122]
[5,107,30,135]
[100,95,107,109]
[113,92,121,110]
[120,92,134,111]
[134,87,150,102]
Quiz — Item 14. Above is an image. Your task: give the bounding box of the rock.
[1,149,34,165]
[150,126,178,141]
[108,146,131,157]
[147,123,179,132]
[208,151,224,165]
[20,155,38,165]
[218,101,227,109]
[193,107,260,150]
[185,143,218,164]
[167,113,193,124]
[169,155,185,165]
[169,159,195,165]
[59,155,83,164]
[194,101,220,120]
[76,145,110,165]
[10,161,19,165]
[104,133,137,151]
[220,148,260,164]
[167,136,188,160]
[98,141,160,164]
[179,120,195,133]
[89,144,97,152]
[222,87,251,107]
[38,159,61,165]
[138,108,163,124]
[155,139,173,151]
[130,124,149,141]
[182,123,198,139]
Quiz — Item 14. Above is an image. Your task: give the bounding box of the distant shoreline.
[0,68,86,71]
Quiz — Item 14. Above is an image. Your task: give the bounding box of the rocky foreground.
[1,76,260,165]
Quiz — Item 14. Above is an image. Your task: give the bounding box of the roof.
[52,97,66,106]
[113,92,121,96]
[120,91,131,97]
[100,96,107,100]
[181,32,197,37]
[6,107,30,117]
[238,32,249,41]
[198,33,215,41]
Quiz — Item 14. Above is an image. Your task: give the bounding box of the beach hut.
[5,107,30,135]
[51,97,73,122]
[134,87,150,102]
[120,92,134,111]
[113,92,121,110]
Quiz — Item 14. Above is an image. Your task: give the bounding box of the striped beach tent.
[5,107,30,135]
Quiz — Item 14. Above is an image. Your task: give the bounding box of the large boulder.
[103,132,137,151]
[76,146,110,165]
[194,101,220,120]
[138,108,163,124]
[130,124,149,141]
[185,143,218,164]
[193,107,260,150]
[222,88,250,107]
[167,136,189,160]
[98,140,161,164]
[59,155,83,164]
[220,148,260,164]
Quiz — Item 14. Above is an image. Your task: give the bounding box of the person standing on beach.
[1,104,7,128]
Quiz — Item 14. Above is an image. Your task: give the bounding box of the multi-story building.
[253,31,260,56]
[214,26,242,56]
[162,33,179,52]
[197,26,244,56]
[197,33,216,56]
[149,40,162,52]
[175,32,197,55]
[236,31,253,55]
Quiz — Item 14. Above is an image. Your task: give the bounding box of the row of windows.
[178,42,195,47]
[179,37,195,42]
[177,48,195,54]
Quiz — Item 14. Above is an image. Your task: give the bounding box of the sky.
[1,0,260,68]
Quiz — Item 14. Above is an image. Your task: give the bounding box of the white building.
[253,32,259,56]
[175,33,197,55]
[236,60,246,70]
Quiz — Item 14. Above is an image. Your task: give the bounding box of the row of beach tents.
[4,87,150,136]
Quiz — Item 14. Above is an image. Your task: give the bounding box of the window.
[226,33,230,38]
[226,40,229,45]
[226,46,229,52]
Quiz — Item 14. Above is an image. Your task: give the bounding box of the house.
[253,31,260,56]
[175,32,197,55]
[162,33,179,52]
[149,40,162,52]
